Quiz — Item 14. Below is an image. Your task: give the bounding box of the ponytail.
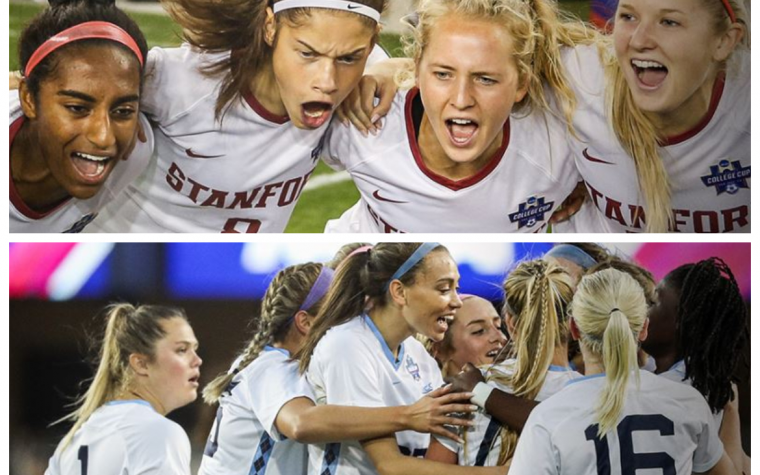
[571,269,647,437]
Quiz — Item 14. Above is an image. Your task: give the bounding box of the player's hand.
[549,181,588,223]
[403,384,476,443]
[337,72,396,136]
[444,362,484,393]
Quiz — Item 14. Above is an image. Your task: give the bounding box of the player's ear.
[19,80,38,120]
[638,318,649,342]
[569,317,581,341]
[128,353,151,377]
[388,280,407,306]
[293,310,312,335]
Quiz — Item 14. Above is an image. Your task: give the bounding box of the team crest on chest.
[700,159,750,195]
[63,213,98,233]
[508,196,554,229]
[405,355,421,381]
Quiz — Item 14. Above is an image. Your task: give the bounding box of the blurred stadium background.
[9,0,593,233]
[9,242,751,474]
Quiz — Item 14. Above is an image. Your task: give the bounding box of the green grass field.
[10,0,589,233]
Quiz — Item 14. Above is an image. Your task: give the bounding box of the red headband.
[721,0,737,23]
[24,21,144,77]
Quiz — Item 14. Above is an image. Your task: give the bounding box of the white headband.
[273,0,381,22]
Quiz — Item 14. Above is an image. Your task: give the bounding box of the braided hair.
[665,258,748,413]
[203,262,325,404]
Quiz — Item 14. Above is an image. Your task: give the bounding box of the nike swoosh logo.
[186,148,225,159]
[582,148,613,165]
[372,190,408,203]
[347,4,361,9]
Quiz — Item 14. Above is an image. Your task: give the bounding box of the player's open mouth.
[301,101,333,128]
[486,347,501,359]
[189,374,200,387]
[631,59,668,90]
[445,118,479,147]
[436,315,452,333]
[71,151,112,183]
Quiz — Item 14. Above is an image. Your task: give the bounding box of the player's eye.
[65,104,89,115]
[434,71,451,80]
[477,76,497,86]
[299,50,316,59]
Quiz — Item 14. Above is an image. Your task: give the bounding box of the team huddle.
[9,0,751,233]
[43,243,750,475]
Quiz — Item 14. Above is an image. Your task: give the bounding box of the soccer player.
[86,0,388,233]
[644,258,750,472]
[509,268,738,475]
[296,243,504,475]
[10,0,153,233]
[199,261,475,475]
[44,304,202,475]
[425,295,506,378]
[427,259,580,467]
[557,0,750,232]
[321,0,596,233]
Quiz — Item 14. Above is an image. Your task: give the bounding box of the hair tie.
[609,308,620,315]
[384,243,439,292]
[25,21,144,77]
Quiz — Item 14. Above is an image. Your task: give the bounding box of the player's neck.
[645,70,718,139]
[114,387,167,416]
[10,121,69,212]
[652,351,680,375]
[367,308,410,358]
[249,61,287,118]
[551,344,570,368]
[417,112,500,180]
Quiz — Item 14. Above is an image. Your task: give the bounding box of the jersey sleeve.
[313,330,385,407]
[320,122,350,171]
[508,416,559,475]
[691,398,725,473]
[247,356,316,442]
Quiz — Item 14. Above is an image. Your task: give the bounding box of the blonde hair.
[570,268,647,436]
[203,262,326,404]
[162,0,387,119]
[58,304,187,449]
[398,0,598,129]
[602,0,749,232]
[487,259,574,463]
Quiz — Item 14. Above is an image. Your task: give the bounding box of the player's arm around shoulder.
[362,436,505,475]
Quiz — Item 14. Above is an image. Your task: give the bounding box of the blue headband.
[384,243,440,292]
[545,244,598,270]
[299,266,335,312]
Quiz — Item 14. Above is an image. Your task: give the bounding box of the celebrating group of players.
[9,0,751,233]
[43,242,749,474]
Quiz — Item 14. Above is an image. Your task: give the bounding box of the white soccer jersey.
[306,315,444,475]
[557,45,750,233]
[660,360,724,430]
[199,346,315,475]
[88,44,329,233]
[509,371,724,475]
[9,92,153,233]
[44,400,190,475]
[437,361,581,466]
[322,88,581,233]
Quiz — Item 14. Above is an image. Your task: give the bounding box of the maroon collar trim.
[9,116,70,219]
[404,88,509,191]
[660,71,726,147]
[243,89,290,125]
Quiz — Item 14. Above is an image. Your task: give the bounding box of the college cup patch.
[700,159,750,195]
[508,196,554,229]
